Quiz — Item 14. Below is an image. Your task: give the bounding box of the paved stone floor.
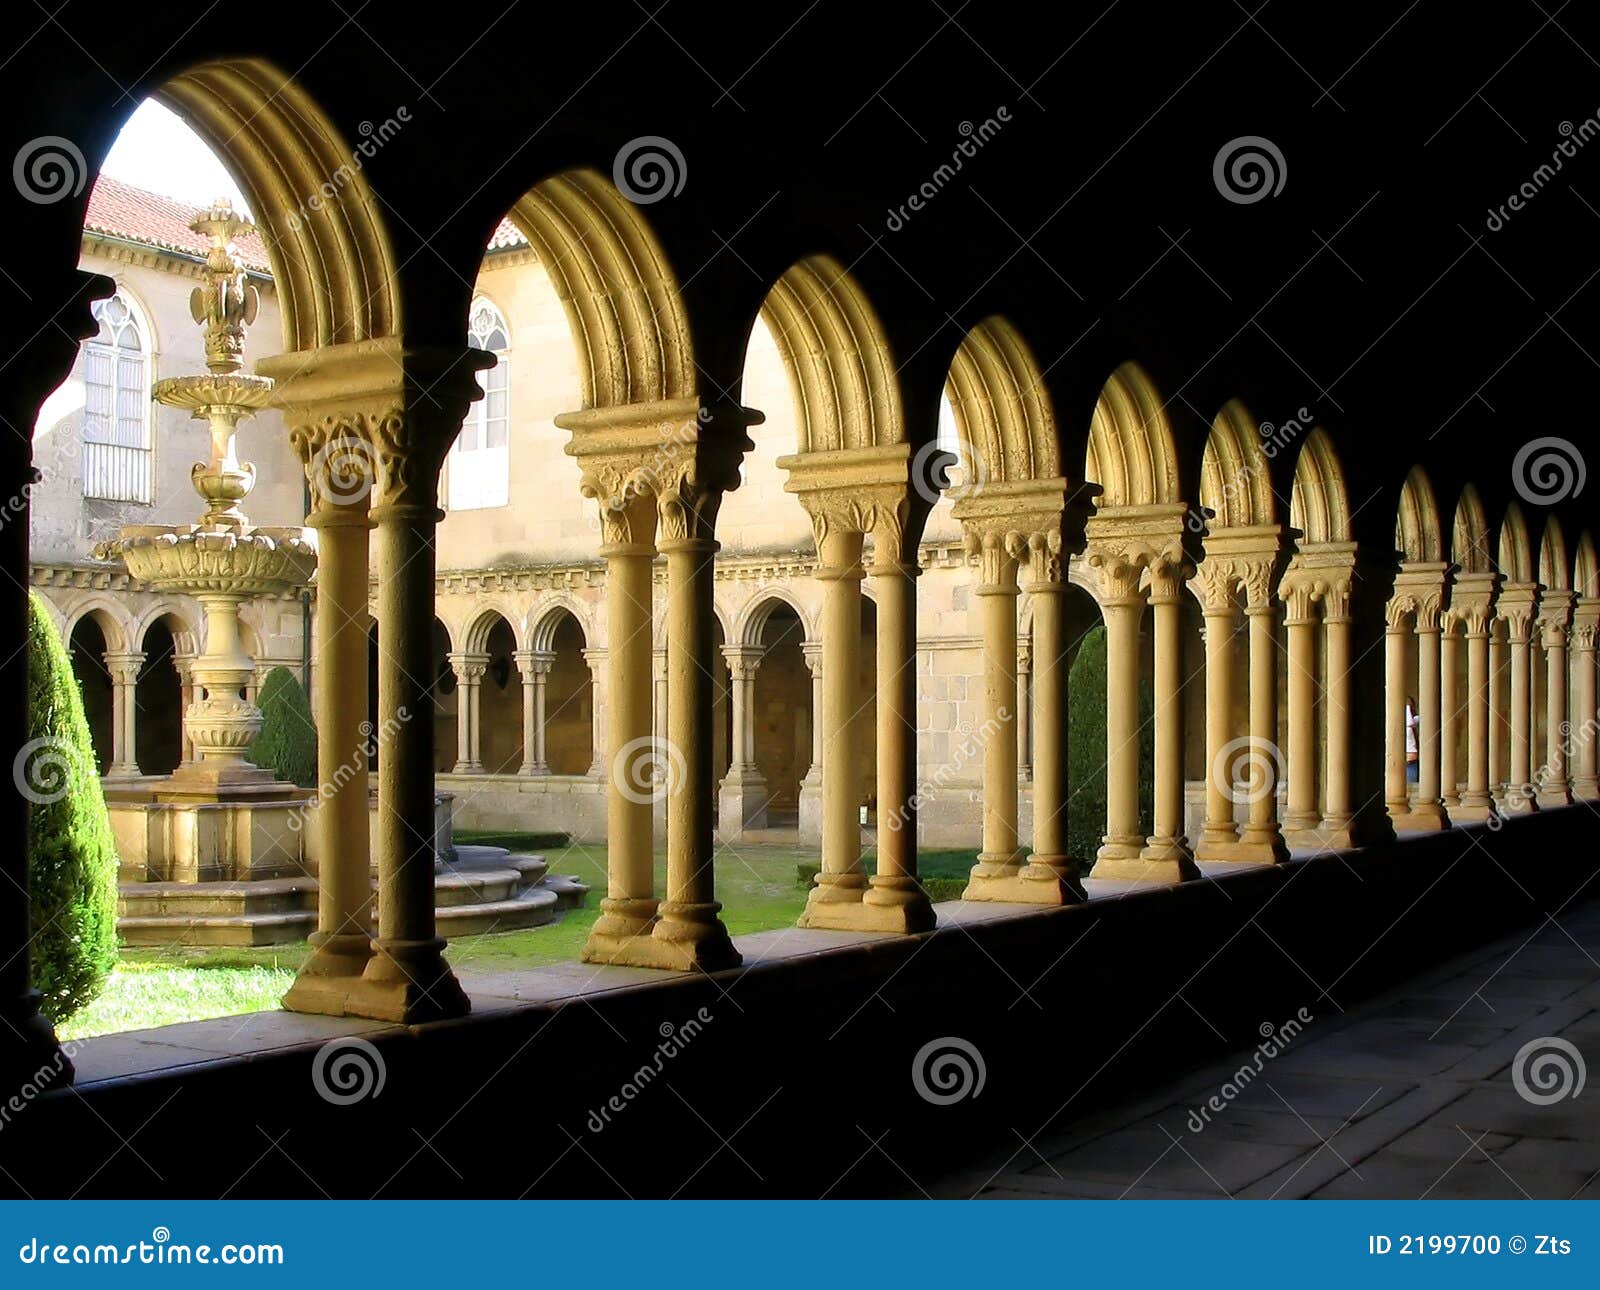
[930,894,1600,1199]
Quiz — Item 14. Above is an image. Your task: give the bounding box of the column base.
[1537,785,1573,809]
[0,992,72,1094]
[1089,854,1199,883]
[1194,824,1241,857]
[1393,801,1450,832]
[1449,797,1497,823]
[517,763,550,777]
[342,938,471,1024]
[1573,778,1600,802]
[802,876,937,932]
[1194,837,1289,866]
[282,931,373,1015]
[964,856,1083,904]
[717,770,770,838]
[451,762,485,776]
[799,871,867,926]
[645,901,742,971]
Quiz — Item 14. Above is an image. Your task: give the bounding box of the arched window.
[448,297,511,511]
[82,291,152,503]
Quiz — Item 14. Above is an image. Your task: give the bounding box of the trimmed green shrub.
[1066,623,1155,863]
[24,592,119,1023]
[249,666,318,788]
[454,829,573,853]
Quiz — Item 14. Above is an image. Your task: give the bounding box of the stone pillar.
[1384,603,1411,824]
[1016,639,1033,783]
[1235,562,1288,860]
[798,640,824,842]
[1088,553,1152,879]
[1502,595,1538,814]
[1572,602,1600,800]
[1488,626,1507,794]
[1537,591,1574,807]
[582,647,607,778]
[1404,588,1449,830]
[801,527,868,923]
[962,531,1025,894]
[1320,587,1357,845]
[863,549,936,929]
[1013,538,1080,901]
[1439,618,1461,810]
[1141,556,1195,876]
[717,644,769,836]
[176,656,197,766]
[515,649,552,775]
[1280,581,1320,841]
[583,492,659,960]
[1193,561,1240,857]
[104,651,145,777]
[1457,604,1496,819]
[653,451,741,968]
[284,424,375,1009]
[447,651,487,774]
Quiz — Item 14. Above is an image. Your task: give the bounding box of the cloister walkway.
[930,891,1600,1199]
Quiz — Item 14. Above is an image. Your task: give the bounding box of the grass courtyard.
[61,840,981,1041]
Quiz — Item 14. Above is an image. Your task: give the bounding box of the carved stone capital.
[514,649,555,678]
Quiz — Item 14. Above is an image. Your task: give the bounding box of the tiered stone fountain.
[97,202,586,944]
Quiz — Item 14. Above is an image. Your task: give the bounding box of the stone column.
[1405,589,1449,830]
[584,492,659,961]
[1236,561,1288,860]
[1013,538,1079,901]
[284,422,375,1009]
[652,448,741,969]
[1384,601,1412,825]
[104,651,145,777]
[1142,556,1195,876]
[1537,591,1574,807]
[1280,580,1320,841]
[1502,596,1538,814]
[176,656,197,766]
[1016,639,1033,783]
[1488,626,1507,795]
[962,531,1025,894]
[1088,553,1151,879]
[1193,561,1240,857]
[1572,602,1600,800]
[582,647,607,778]
[515,649,552,775]
[447,651,487,774]
[1439,618,1461,810]
[801,526,868,924]
[1457,604,1495,819]
[1320,585,1357,845]
[798,640,824,842]
[717,644,768,836]
[863,547,936,929]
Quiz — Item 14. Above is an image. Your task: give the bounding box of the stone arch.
[736,590,813,646]
[1539,514,1571,590]
[505,169,693,409]
[945,317,1060,483]
[1288,428,1353,546]
[1497,502,1535,584]
[1083,361,1182,508]
[1575,530,1598,599]
[652,596,733,651]
[1395,466,1445,563]
[63,597,131,654]
[528,596,593,654]
[153,58,400,351]
[1200,400,1276,529]
[131,599,200,657]
[1450,483,1494,575]
[135,610,188,775]
[462,604,522,655]
[760,256,902,452]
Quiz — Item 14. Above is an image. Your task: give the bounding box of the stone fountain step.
[119,910,317,947]
[119,877,315,920]
[435,888,561,936]
[433,868,523,907]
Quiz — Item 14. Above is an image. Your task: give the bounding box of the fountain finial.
[187,198,260,375]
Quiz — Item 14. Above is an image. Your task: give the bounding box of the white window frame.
[82,290,153,504]
[447,297,511,512]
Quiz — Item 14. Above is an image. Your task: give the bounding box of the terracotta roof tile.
[84,174,273,272]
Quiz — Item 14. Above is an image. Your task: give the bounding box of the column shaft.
[1238,598,1288,859]
[1321,612,1354,839]
[1283,609,1319,836]
[1461,625,1493,814]
[1439,626,1460,808]
[1408,615,1447,828]
[1198,603,1239,852]
[1507,621,1534,812]
[1091,588,1147,875]
[1141,574,1193,874]
[1540,622,1571,806]
[1572,633,1599,799]
[1384,621,1410,822]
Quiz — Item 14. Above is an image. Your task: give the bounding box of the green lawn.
[63,840,979,1040]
